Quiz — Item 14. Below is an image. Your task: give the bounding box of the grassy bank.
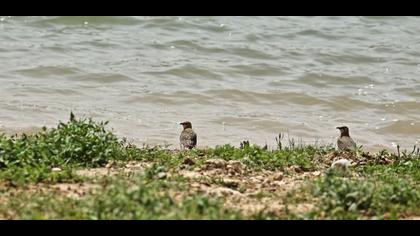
[0,114,419,219]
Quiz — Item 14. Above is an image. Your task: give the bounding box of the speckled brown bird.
[179,121,197,150]
[336,126,357,151]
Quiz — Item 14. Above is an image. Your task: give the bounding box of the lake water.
[1,16,420,151]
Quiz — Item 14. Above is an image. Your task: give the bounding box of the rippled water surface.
[1,16,420,151]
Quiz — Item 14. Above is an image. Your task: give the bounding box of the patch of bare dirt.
[0,181,100,200]
[177,158,318,217]
[75,161,151,178]
[0,160,152,203]
[0,158,321,218]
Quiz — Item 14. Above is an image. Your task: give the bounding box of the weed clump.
[0,174,243,220]
[209,143,325,171]
[309,163,420,219]
[0,113,126,184]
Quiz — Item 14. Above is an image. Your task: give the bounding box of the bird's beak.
[336,127,340,129]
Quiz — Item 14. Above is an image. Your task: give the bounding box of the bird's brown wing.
[338,137,356,151]
[180,129,197,149]
[191,132,197,146]
[337,138,345,150]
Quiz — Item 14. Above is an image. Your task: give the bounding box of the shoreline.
[0,126,403,154]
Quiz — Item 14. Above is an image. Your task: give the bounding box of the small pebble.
[105,161,116,169]
[157,172,167,179]
[331,159,352,170]
[271,172,284,181]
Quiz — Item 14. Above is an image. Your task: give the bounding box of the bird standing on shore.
[179,121,197,150]
[336,126,357,151]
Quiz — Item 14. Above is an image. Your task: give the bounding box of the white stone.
[52,167,62,172]
[331,159,352,170]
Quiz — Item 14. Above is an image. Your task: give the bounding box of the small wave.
[29,16,142,27]
[164,40,226,54]
[70,73,134,83]
[226,47,278,60]
[122,91,215,106]
[228,63,289,77]
[377,120,420,135]
[144,64,223,81]
[298,73,377,88]
[315,52,383,65]
[325,96,378,111]
[296,29,343,40]
[11,66,81,78]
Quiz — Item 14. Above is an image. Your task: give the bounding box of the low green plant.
[1,114,419,219]
[0,113,127,184]
[309,171,420,219]
[208,143,324,171]
[0,174,244,220]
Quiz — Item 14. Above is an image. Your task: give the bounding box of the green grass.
[0,113,129,184]
[0,113,419,219]
[307,159,420,219]
[0,113,338,184]
[0,174,243,220]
